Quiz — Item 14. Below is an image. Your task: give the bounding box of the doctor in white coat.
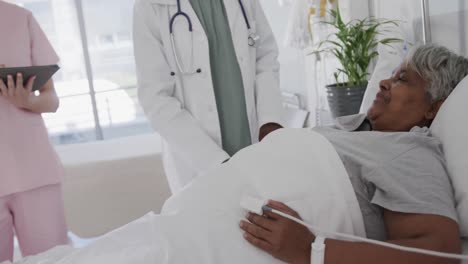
[133,0,284,193]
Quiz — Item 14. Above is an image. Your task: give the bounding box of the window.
[9,0,153,145]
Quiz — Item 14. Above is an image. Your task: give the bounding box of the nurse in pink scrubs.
[0,1,68,262]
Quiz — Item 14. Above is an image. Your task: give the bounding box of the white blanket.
[8,129,365,264]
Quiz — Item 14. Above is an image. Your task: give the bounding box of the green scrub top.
[189,0,252,156]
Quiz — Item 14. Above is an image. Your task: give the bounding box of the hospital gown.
[314,114,458,240]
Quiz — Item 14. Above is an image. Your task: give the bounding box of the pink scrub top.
[0,1,64,197]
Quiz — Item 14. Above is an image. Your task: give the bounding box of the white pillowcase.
[430,76,468,239]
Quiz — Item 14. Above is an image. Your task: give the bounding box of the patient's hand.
[240,201,315,264]
[259,123,283,141]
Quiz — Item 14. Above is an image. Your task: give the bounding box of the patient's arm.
[241,202,461,264]
[324,210,461,264]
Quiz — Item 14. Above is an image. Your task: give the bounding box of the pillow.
[359,43,405,113]
[430,76,468,239]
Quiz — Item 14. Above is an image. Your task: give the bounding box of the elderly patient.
[240,44,468,264]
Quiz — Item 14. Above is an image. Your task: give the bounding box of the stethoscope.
[169,0,260,75]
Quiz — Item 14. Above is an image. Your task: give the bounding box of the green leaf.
[317,7,402,86]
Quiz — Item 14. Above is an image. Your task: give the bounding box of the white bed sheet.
[6,129,365,264]
[7,230,468,264]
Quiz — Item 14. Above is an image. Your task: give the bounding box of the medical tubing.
[262,206,468,261]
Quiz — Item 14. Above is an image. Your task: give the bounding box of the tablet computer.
[0,65,60,92]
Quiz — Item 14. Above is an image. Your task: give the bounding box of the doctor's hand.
[0,72,36,110]
[259,123,283,141]
[240,200,315,264]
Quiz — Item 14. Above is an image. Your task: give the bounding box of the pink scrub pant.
[0,184,68,263]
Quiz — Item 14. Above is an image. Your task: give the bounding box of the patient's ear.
[425,100,445,120]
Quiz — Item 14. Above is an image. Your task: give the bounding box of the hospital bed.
[50,83,468,261]
[9,119,468,263]
[6,67,468,263]
[11,56,467,263]
[422,11,468,257]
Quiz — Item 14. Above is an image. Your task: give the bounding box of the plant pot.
[326,83,367,118]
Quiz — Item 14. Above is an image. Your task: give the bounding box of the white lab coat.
[133,0,283,193]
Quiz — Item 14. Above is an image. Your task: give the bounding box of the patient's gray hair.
[406,44,468,103]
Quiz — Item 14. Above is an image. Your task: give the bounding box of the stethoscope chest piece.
[248,33,260,47]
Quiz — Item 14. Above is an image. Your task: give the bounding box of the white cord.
[264,207,468,261]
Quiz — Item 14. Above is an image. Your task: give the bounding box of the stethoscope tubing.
[169,0,257,75]
[170,0,251,35]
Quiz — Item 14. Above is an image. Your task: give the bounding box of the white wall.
[373,0,423,45]
[426,0,467,55]
[259,0,308,108]
[373,0,467,56]
[341,0,370,21]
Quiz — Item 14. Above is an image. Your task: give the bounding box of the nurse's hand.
[259,123,283,141]
[0,73,36,110]
[240,200,315,264]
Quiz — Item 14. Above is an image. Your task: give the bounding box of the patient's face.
[367,64,434,131]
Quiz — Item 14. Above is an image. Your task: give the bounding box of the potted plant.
[316,9,401,118]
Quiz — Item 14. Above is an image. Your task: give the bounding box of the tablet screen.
[0,65,60,92]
